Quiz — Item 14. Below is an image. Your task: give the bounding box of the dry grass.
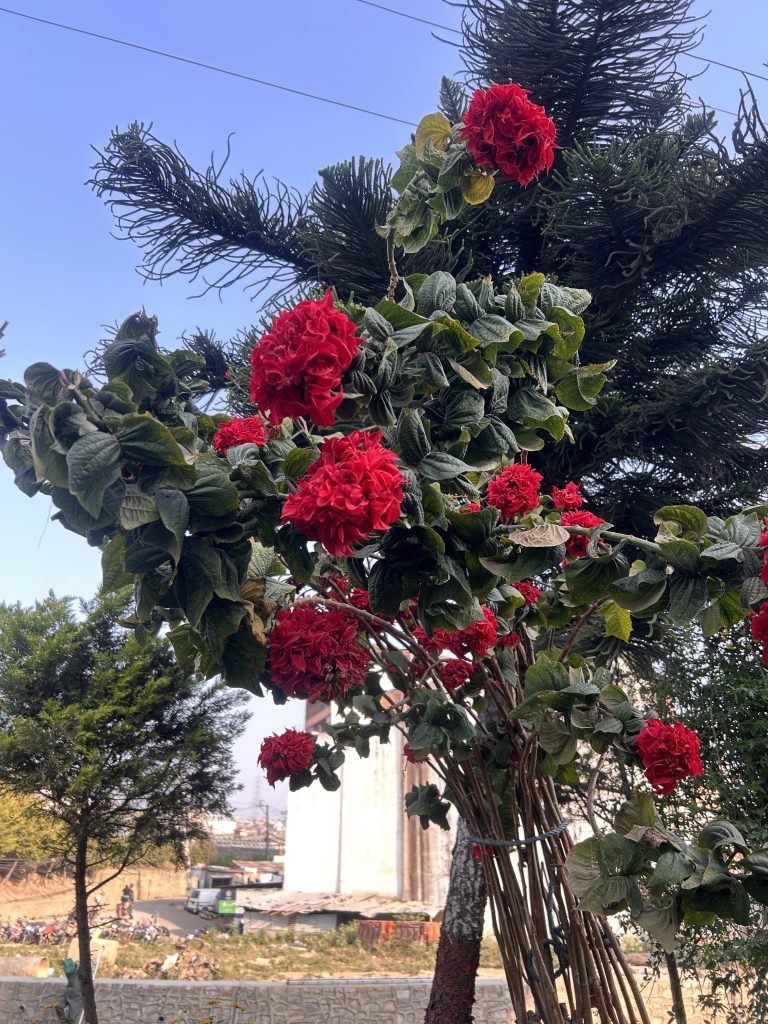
[0,925,505,982]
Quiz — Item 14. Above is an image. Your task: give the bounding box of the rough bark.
[425,818,487,1024]
[74,833,99,1024]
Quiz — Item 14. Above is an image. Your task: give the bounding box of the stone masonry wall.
[0,974,740,1024]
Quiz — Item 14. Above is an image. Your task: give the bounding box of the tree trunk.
[425,818,487,1024]
[74,833,99,1024]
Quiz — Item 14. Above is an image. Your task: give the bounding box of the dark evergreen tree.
[0,590,248,1024]
[90,0,768,533]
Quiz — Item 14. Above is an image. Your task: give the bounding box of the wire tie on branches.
[469,818,570,849]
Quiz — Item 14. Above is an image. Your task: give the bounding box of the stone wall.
[0,974,740,1024]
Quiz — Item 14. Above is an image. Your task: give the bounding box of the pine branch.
[89,124,312,298]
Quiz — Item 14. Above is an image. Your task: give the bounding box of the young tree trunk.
[425,818,487,1024]
[74,833,99,1024]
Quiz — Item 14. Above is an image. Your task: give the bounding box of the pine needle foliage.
[88,1,768,530]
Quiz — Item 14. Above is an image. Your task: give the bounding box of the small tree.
[0,591,247,1024]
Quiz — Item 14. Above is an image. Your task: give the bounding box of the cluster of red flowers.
[552,482,583,510]
[250,290,360,427]
[282,429,403,556]
[486,464,542,520]
[635,719,704,795]
[438,659,473,693]
[560,509,606,559]
[258,728,315,787]
[414,605,499,659]
[212,415,266,454]
[750,602,768,666]
[460,83,556,187]
[515,580,541,606]
[460,502,482,514]
[268,604,370,702]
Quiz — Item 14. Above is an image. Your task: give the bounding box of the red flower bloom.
[249,290,360,427]
[750,602,768,643]
[439,659,473,693]
[414,606,499,659]
[258,728,315,787]
[460,83,556,187]
[487,464,542,520]
[560,509,606,558]
[282,429,403,556]
[515,581,542,606]
[460,502,482,514]
[552,482,583,511]
[635,719,704,796]
[268,604,369,702]
[404,742,428,764]
[496,631,521,649]
[213,416,267,454]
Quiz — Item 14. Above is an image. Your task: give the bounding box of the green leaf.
[654,505,708,540]
[517,273,545,310]
[507,387,560,425]
[698,602,723,637]
[635,905,679,953]
[698,821,749,853]
[199,596,246,661]
[566,557,629,605]
[118,490,159,530]
[398,409,431,466]
[363,307,394,340]
[608,569,667,612]
[283,446,320,482]
[525,658,569,697]
[66,432,122,517]
[30,407,69,487]
[419,451,474,482]
[417,271,457,316]
[658,539,701,572]
[600,599,632,641]
[100,534,133,594]
[539,284,591,316]
[648,852,695,893]
[565,837,602,898]
[116,413,190,467]
[615,794,660,836]
[390,143,420,194]
[742,576,768,607]
[404,782,450,830]
[667,574,709,625]
[554,361,614,411]
[367,560,404,617]
[24,363,65,404]
[155,489,190,552]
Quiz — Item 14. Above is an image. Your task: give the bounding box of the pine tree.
[90,0,768,533]
[0,591,247,1024]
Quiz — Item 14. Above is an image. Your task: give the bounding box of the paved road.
[133,898,204,935]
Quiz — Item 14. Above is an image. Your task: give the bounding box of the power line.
[350,0,768,85]
[0,6,417,127]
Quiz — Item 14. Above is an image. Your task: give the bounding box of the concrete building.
[284,720,454,904]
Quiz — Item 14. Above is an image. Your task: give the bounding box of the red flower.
[460,83,556,187]
[515,581,542,606]
[282,429,403,556]
[439,659,473,693]
[560,509,606,558]
[460,502,482,514]
[552,482,583,511]
[414,606,499,659]
[404,742,428,764]
[750,602,768,642]
[472,844,483,860]
[487,464,542,520]
[258,729,315,787]
[249,290,360,427]
[213,416,267,454]
[268,604,369,702]
[635,719,704,796]
[496,631,521,649]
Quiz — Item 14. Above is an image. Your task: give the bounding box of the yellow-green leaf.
[461,170,495,206]
[414,112,451,161]
[600,599,632,642]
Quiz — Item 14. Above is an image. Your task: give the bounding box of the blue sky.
[1,0,766,808]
